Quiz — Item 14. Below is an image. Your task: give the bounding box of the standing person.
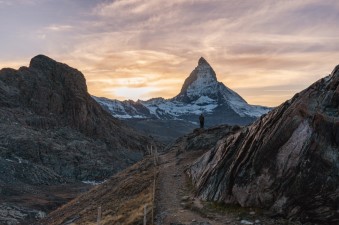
[199,113,205,128]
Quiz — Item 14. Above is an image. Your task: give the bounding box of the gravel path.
[154,150,230,225]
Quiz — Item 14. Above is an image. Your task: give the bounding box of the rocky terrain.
[35,125,236,225]
[36,156,156,225]
[40,125,303,225]
[0,55,155,224]
[95,57,270,143]
[2,56,337,225]
[188,65,339,224]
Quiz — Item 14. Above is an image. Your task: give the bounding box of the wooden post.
[155,145,158,165]
[97,206,102,225]
[144,204,147,225]
[147,144,151,155]
[152,177,155,225]
[152,144,157,225]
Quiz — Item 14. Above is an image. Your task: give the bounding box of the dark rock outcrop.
[188,66,339,224]
[168,125,241,155]
[0,55,153,179]
[0,55,155,224]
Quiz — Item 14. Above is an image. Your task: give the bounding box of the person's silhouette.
[199,114,205,128]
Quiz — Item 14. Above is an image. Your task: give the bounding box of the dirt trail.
[154,150,234,225]
[153,149,303,225]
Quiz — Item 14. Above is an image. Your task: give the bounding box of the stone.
[188,65,339,223]
[0,55,156,224]
[181,196,190,201]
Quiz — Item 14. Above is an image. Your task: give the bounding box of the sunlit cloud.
[1,0,339,106]
[0,59,28,69]
[47,24,73,31]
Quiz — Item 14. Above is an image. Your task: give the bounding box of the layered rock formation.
[0,55,155,224]
[188,66,339,223]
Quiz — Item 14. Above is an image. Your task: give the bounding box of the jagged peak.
[173,57,221,102]
[330,64,339,77]
[198,57,210,66]
[29,54,57,69]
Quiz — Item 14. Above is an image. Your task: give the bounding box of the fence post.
[152,177,155,225]
[144,204,147,225]
[97,206,102,225]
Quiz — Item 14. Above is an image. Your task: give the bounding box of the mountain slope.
[39,125,300,225]
[95,57,270,142]
[188,65,339,223]
[96,57,270,122]
[0,55,155,224]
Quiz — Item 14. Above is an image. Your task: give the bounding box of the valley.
[0,56,338,225]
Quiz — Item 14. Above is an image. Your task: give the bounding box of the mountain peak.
[198,57,209,66]
[173,57,219,102]
[29,54,57,70]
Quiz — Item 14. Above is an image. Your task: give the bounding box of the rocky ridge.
[188,65,339,224]
[39,125,302,225]
[96,57,270,123]
[95,57,270,142]
[0,55,155,224]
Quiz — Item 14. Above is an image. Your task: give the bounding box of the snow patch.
[240,220,254,224]
[92,60,271,121]
[82,180,106,185]
[193,96,215,105]
[113,114,146,119]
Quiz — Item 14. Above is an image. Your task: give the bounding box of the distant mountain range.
[94,57,271,142]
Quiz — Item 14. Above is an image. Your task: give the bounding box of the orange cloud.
[1,0,339,107]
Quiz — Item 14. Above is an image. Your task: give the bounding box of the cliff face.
[188,65,339,223]
[0,55,155,224]
[1,55,150,147]
[0,55,154,180]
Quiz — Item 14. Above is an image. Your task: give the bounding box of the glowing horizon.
[1,0,339,107]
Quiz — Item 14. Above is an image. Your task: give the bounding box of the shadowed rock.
[0,55,155,224]
[188,65,339,224]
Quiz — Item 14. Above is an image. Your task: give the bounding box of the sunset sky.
[1,0,339,106]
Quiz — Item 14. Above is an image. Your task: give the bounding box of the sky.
[1,0,339,107]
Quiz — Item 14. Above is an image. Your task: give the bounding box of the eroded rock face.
[188,66,339,223]
[0,55,155,224]
[0,55,153,180]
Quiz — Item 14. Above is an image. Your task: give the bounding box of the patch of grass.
[38,158,156,225]
[201,201,265,221]
[190,204,209,218]
[183,175,197,195]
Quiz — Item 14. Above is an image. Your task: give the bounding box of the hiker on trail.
[199,113,205,128]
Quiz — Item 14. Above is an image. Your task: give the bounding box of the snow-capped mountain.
[94,57,270,128]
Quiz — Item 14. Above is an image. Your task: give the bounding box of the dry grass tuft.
[37,156,157,225]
